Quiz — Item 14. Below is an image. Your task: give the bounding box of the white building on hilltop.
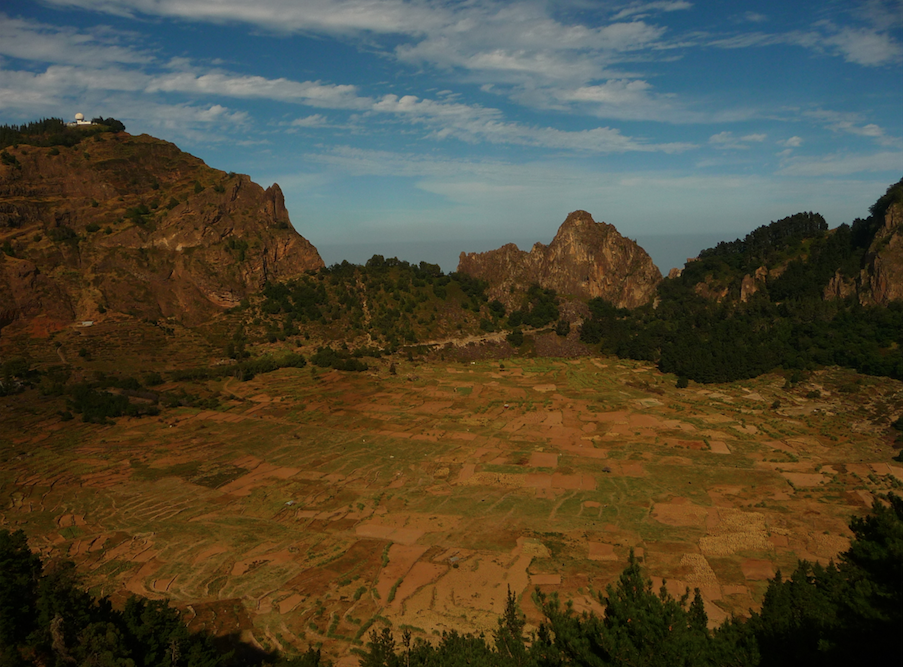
[66,113,95,127]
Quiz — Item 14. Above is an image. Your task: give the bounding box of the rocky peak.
[457,210,661,310]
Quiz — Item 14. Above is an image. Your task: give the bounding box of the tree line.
[0,117,126,150]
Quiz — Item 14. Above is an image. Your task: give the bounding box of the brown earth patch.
[652,502,708,527]
[699,509,770,557]
[529,452,559,468]
[592,411,628,423]
[629,414,665,428]
[741,559,774,581]
[377,544,429,600]
[587,542,618,561]
[355,523,423,545]
[390,561,447,608]
[808,533,851,559]
[277,593,305,614]
[781,472,826,487]
[559,442,608,459]
[708,441,731,454]
[551,473,596,490]
[608,462,646,476]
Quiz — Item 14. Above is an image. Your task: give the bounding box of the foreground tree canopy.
[2,495,899,666]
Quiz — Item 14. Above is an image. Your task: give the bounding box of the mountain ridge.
[0,129,323,329]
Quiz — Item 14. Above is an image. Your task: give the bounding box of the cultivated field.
[2,353,902,664]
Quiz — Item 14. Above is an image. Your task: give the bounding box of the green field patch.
[59,526,85,540]
[707,557,747,586]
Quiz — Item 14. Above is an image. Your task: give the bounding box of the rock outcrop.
[457,210,661,309]
[0,132,323,327]
[859,200,903,306]
[740,266,768,302]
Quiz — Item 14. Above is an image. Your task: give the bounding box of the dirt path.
[417,330,510,348]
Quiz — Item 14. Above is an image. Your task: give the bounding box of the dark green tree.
[0,530,42,654]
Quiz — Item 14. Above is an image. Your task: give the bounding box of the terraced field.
[2,355,902,664]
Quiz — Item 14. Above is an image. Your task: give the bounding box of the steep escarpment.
[0,132,323,327]
[457,210,661,309]
[859,190,903,306]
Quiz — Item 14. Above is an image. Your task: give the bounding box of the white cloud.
[0,45,693,155]
[145,71,369,109]
[367,93,694,153]
[290,114,331,128]
[41,0,446,36]
[777,151,903,176]
[560,79,653,104]
[710,13,901,67]
[826,27,903,66]
[806,109,902,147]
[0,14,150,65]
[0,65,148,113]
[709,131,766,149]
[781,136,803,148]
[41,0,681,118]
[192,104,247,124]
[611,2,693,21]
[857,0,903,30]
[110,98,253,142]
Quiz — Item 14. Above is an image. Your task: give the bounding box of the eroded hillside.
[0,130,322,329]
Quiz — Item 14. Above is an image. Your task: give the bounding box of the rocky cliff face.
[859,201,903,306]
[0,132,323,327]
[457,210,661,309]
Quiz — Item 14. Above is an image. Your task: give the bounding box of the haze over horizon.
[2,0,901,272]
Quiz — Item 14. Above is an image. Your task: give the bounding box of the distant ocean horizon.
[316,232,731,277]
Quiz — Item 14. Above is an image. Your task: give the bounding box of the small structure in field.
[67,113,95,127]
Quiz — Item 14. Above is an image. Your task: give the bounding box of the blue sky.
[1,0,901,272]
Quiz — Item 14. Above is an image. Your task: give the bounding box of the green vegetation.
[66,383,160,424]
[170,352,307,383]
[258,257,491,346]
[14,349,303,423]
[507,285,559,329]
[225,237,249,262]
[0,117,125,150]
[125,203,152,225]
[580,180,903,383]
[0,357,31,396]
[310,347,370,372]
[91,117,126,133]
